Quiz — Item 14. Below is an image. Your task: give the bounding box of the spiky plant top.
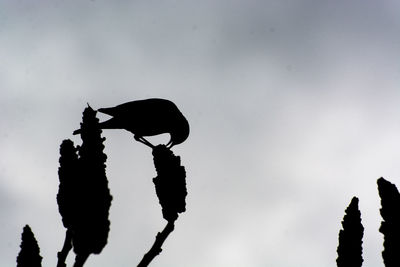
[336,197,364,267]
[17,225,42,267]
[152,145,187,222]
[378,177,400,267]
[73,106,112,258]
[57,139,79,230]
[56,106,112,267]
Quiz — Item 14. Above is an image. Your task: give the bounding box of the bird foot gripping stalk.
[134,135,155,148]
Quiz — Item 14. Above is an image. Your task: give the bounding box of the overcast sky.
[1,1,400,266]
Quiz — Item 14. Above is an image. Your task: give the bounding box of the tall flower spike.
[152,145,187,222]
[378,177,400,267]
[336,197,364,267]
[17,225,42,267]
[57,139,79,230]
[72,105,112,267]
[137,145,187,267]
[56,139,79,267]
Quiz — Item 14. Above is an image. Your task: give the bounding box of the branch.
[137,220,175,267]
[73,253,89,267]
[57,229,73,267]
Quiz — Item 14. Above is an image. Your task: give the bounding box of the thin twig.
[137,220,175,267]
[73,253,89,267]
[57,229,73,267]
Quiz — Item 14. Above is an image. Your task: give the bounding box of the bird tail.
[98,107,115,116]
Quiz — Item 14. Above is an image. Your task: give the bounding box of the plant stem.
[137,220,175,267]
[73,253,89,267]
[57,229,72,267]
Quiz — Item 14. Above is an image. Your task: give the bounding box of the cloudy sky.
[1,1,400,266]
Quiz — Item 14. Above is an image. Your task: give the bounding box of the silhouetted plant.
[378,177,400,267]
[72,106,112,267]
[152,144,187,222]
[56,139,79,267]
[16,225,42,267]
[137,144,187,267]
[336,197,364,267]
[56,106,112,267]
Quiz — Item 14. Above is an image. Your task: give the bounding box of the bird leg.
[134,135,155,148]
[166,139,174,149]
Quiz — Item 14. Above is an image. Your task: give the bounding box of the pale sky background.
[1,1,400,266]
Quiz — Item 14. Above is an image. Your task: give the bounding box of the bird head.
[167,116,190,148]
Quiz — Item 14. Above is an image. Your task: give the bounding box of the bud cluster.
[152,145,187,222]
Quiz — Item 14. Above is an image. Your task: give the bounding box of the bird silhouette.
[73,98,189,148]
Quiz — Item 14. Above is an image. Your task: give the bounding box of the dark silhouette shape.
[56,139,78,267]
[336,197,364,267]
[137,221,175,267]
[24,99,191,267]
[137,145,187,267]
[72,106,112,267]
[17,225,42,267]
[378,177,400,267]
[152,145,187,222]
[56,106,112,267]
[73,98,190,148]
